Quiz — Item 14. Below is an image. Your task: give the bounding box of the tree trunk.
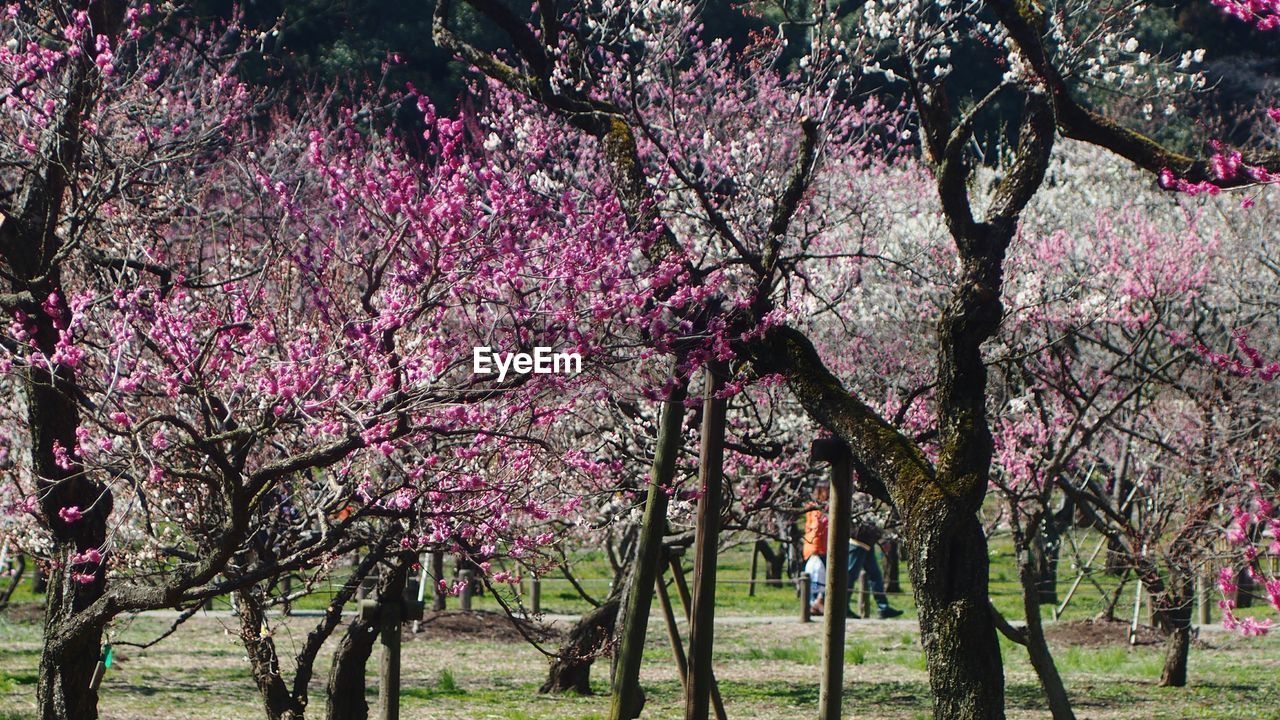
[1029,533,1058,605]
[1016,549,1076,720]
[884,538,902,595]
[609,381,687,720]
[0,553,24,609]
[37,558,108,720]
[540,591,622,694]
[236,589,307,720]
[756,539,785,588]
[906,508,1005,720]
[326,552,414,720]
[1157,576,1194,688]
[325,616,379,720]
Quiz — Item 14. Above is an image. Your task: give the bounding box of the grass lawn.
[1,610,1276,719]
[2,533,1276,719]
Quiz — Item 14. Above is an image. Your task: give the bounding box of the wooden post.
[530,576,542,614]
[884,539,901,595]
[1129,581,1143,646]
[668,550,728,720]
[685,362,729,720]
[858,572,870,619]
[378,596,402,720]
[748,544,759,598]
[375,556,415,720]
[1197,573,1212,625]
[799,574,812,623]
[459,569,474,612]
[812,437,851,720]
[610,382,688,720]
[657,574,690,688]
[431,551,446,612]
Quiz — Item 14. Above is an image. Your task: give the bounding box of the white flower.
[1123,37,1139,53]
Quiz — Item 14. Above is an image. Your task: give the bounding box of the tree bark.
[1016,549,1076,720]
[325,615,379,720]
[1156,575,1194,688]
[609,380,688,720]
[236,588,307,720]
[540,590,622,694]
[906,506,1005,720]
[37,560,108,720]
[326,552,414,720]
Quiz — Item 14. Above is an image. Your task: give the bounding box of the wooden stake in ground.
[811,437,852,720]
[431,551,446,612]
[356,559,422,720]
[609,379,689,720]
[668,548,728,720]
[378,596,402,720]
[685,362,729,720]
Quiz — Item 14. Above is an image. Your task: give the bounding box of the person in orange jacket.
[802,480,903,619]
[802,481,829,615]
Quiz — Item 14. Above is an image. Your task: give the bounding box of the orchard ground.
[1,539,1276,719]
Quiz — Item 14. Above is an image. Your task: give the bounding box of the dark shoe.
[877,607,904,619]
[845,607,861,619]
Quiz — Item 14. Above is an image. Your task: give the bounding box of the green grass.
[0,611,1276,719]
[2,526,1278,719]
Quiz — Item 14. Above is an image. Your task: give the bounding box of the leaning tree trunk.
[541,589,623,695]
[236,588,307,720]
[1016,548,1077,720]
[326,554,413,720]
[756,539,786,588]
[1156,575,1194,688]
[325,614,379,720]
[0,554,25,610]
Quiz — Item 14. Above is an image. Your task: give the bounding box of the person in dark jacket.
[849,520,902,619]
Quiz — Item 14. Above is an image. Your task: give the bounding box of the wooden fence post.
[1197,573,1212,625]
[800,574,812,623]
[378,596,402,720]
[812,437,851,720]
[431,551,446,612]
[685,362,729,720]
[858,572,870,619]
[460,569,474,612]
[749,545,759,598]
[531,576,542,614]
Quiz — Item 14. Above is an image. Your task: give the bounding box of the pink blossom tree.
[0,4,663,719]
[436,2,1280,719]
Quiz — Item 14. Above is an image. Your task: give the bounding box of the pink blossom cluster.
[1210,0,1280,30]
